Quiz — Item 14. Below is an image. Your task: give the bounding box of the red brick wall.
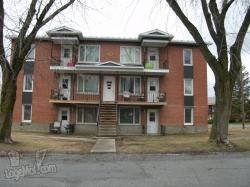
[159,46,184,126]
[13,41,58,124]
[13,40,207,129]
[193,48,208,126]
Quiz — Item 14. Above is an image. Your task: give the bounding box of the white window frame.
[26,44,35,61]
[77,74,99,94]
[78,45,100,63]
[119,76,141,95]
[22,104,32,123]
[23,74,33,92]
[184,79,193,96]
[76,106,98,125]
[120,46,141,64]
[183,48,193,66]
[119,107,141,125]
[184,107,193,125]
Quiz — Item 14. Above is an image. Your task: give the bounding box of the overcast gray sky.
[2,0,250,97]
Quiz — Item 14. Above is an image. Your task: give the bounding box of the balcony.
[49,89,100,104]
[117,92,166,106]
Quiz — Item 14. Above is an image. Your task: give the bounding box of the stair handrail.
[96,102,101,126]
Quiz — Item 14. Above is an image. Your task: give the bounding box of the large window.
[23,74,33,92]
[77,75,99,93]
[26,44,35,61]
[120,76,141,95]
[119,107,140,125]
[184,79,193,96]
[79,45,100,63]
[77,106,97,124]
[22,104,32,122]
[184,107,193,125]
[120,46,141,64]
[183,49,192,65]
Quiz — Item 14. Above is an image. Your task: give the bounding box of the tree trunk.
[0,71,17,144]
[210,77,233,144]
[239,70,245,129]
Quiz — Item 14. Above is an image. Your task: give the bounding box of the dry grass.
[117,128,250,153]
[0,132,96,154]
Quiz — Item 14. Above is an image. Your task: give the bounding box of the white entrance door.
[147,48,159,69]
[58,107,70,133]
[60,76,71,100]
[61,45,72,66]
[147,78,159,102]
[103,76,116,102]
[147,109,159,134]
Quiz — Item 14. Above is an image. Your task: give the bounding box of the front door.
[60,76,71,100]
[147,48,159,69]
[147,78,159,102]
[103,76,116,102]
[147,109,159,134]
[61,45,72,66]
[58,107,70,133]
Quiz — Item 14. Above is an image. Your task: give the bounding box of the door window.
[63,48,70,58]
[149,80,156,91]
[61,110,68,121]
[149,112,155,122]
[62,79,69,89]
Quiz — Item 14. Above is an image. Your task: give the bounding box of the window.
[120,46,141,64]
[183,49,192,65]
[79,45,100,63]
[22,104,32,122]
[26,44,35,61]
[23,74,33,92]
[77,75,99,93]
[77,106,97,124]
[184,107,193,125]
[119,107,140,125]
[120,76,141,95]
[184,79,193,96]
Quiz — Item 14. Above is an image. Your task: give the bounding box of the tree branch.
[229,6,250,79]
[200,0,219,45]
[165,0,218,73]
[221,0,235,18]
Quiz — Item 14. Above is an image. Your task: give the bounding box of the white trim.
[184,79,193,96]
[184,107,194,126]
[22,104,32,123]
[120,46,141,65]
[23,74,33,92]
[119,107,141,125]
[119,76,141,95]
[78,44,100,63]
[76,105,98,124]
[77,74,99,94]
[183,48,193,66]
[25,44,35,61]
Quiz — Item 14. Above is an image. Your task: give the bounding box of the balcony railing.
[50,89,100,103]
[50,58,76,67]
[143,59,168,70]
[117,92,166,103]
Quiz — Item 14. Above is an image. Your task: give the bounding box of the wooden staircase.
[97,103,117,137]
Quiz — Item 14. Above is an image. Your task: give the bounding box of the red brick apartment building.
[11,26,207,136]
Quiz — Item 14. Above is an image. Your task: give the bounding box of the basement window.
[22,104,32,122]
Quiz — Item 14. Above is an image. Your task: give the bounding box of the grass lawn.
[0,131,96,155]
[117,128,250,154]
[0,127,250,155]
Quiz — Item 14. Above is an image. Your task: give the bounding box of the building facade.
[12,26,208,136]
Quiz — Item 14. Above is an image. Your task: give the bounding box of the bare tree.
[0,0,76,144]
[165,0,250,144]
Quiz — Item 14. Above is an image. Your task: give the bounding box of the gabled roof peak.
[47,26,82,38]
[138,29,174,41]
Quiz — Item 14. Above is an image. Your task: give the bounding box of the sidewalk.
[91,138,116,153]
